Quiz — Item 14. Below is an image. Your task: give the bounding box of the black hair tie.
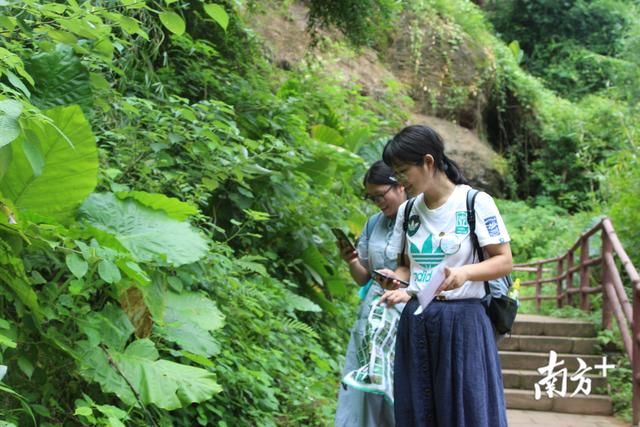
[442,155,450,171]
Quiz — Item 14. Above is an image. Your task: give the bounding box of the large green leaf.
[79,193,208,266]
[164,292,224,332]
[115,191,198,220]
[283,290,322,312]
[156,292,224,357]
[356,136,388,164]
[156,322,220,357]
[78,304,134,351]
[0,105,98,223]
[24,44,92,111]
[77,339,221,410]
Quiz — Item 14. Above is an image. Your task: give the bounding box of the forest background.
[0,0,638,425]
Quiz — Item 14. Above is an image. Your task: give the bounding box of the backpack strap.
[465,189,491,296]
[399,197,416,267]
[365,212,383,240]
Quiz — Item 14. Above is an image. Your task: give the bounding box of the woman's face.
[364,183,406,217]
[391,158,432,196]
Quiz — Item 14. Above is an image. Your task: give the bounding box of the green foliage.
[203,4,230,31]
[159,11,186,36]
[0,105,98,223]
[74,394,130,427]
[488,0,638,100]
[496,198,598,263]
[602,111,640,266]
[25,45,93,111]
[0,100,22,148]
[77,337,221,411]
[306,0,401,47]
[0,0,634,424]
[0,239,42,321]
[79,193,208,267]
[0,1,397,425]
[156,291,224,357]
[607,356,633,422]
[490,0,629,55]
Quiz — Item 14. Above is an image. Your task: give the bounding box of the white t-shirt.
[387,184,510,300]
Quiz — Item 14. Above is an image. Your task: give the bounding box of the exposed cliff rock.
[245,2,506,195]
[385,11,495,131]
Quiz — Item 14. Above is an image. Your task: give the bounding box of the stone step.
[505,388,613,415]
[511,314,596,337]
[499,335,599,354]
[502,369,608,391]
[500,351,605,371]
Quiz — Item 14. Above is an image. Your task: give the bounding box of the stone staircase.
[499,314,614,415]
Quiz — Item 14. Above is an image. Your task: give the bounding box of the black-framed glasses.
[392,160,422,183]
[363,186,393,203]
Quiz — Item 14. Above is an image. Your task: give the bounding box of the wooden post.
[567,249,574,306]
[601,232,612,330]
[579,238,590,310]
[536,263,543,312]
[557,256,564,309]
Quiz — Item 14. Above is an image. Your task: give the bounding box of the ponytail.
[442,155,467,185]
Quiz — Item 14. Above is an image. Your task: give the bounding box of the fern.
[282,318,318,340]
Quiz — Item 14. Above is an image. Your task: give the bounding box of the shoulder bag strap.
[399,197,416,267]
[365,212,383,240]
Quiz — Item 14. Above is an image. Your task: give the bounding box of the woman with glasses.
[378,125,511,427]
[335,160,407,427]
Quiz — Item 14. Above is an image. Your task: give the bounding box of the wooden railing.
[513,217,640,425]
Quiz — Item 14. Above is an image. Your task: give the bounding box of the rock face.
[385,12,496,132]
[246,3,397,100]
[245,2,506,196]
[246,3,310,66]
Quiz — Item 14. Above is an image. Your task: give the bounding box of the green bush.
[305,0,401,47]
[0,1,392,425]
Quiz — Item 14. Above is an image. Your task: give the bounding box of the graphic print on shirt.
[407,214,421,237]
[484,215,501,237]
[455,211,469,234]
[409,234,445,269]
[409,234,445,286]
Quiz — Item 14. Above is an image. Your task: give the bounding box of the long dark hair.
[363,160,399,187]
[382,125,467,185]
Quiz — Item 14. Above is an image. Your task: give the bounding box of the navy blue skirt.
[394,298,507,427]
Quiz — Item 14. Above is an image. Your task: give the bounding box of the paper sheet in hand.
[414,264,446,315]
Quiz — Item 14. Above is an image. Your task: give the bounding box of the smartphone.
[372,270,410,288]
[331,228,356,252]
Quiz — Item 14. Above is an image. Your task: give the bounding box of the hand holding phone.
[372,270,410,289]
[332,228,356,253]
